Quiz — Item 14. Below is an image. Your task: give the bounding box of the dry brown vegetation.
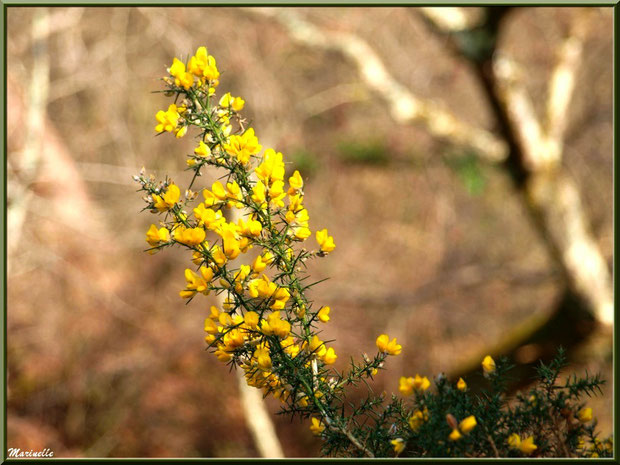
[7,6,612,458]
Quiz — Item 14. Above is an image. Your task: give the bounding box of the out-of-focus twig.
[419,7,482,32]
[299,82,369,118]
[249,7,508,163]
[8,9,50,265]
[544,10,592,159]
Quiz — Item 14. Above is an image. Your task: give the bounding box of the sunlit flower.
[390,438,405,454]
[577,407,593,423]
[152,183,180,212]
[310,417,325,436]
[376,334,402,356]
[482,355,496,375]
[459,415,476,434]
[316,228,336,253]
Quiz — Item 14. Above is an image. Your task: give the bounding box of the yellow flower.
[194,204,225,230]
[210,245,228,267]
[261,311,291,339]
[376,334,402,355]
[288,170,304,193]
[271,287,291,310]
[204,317,218,335]
[577,407,593,423]
[391,438,405,454]
[212,181,228,201]
[508,434,537,455]
[317,306,331,323]
[399,377,415,396]
[281,336,300,358]
[244,311,259,330]
[194,141,211,157]
[217,223,241,259]
[449,429,462,441]
[152,183,180,212]
[168,57,194,90]
[507,433,521,449]
[310,417,325,436]
[238,217,262,237]
[251,180,267,208]
[174,125,187,138]
[169,57,185,78]
[209,305,220,319]
[231,96,245,112]
[306,335,327,357]
[233,265,251,292]
[482,355,496,375]
[456,377,467,391]
[459,415,476,434]
[145,224,170,248]
[174,225,206,247]
[251,254,269,274]
[399,374,430,396]
[519,436,537,455]
[413,374,431,391]
[255,148,285,185]
[316,228,336,253]
[223,328,245,350]
[223,128,262,164]
[322,347,338,364]
[179,266,213,299]
[192,251,204,266]
[268,180,286,208]
[214,344,233,362]
[219,92,233,108]
[219,92,244,111]
[408,409,428,432]
[254,345,272,371]
[155,103,180,133]
[188,46,220,81]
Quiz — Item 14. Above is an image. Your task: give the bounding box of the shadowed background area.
[7,6,612,458]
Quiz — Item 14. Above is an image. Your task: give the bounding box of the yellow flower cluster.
[143,47,347,411]
[408,407,429,432]
[399,374,431,396]
[448,415,477,441]
[142,47,436,451]
[376,334,402,355]
[155,47,222,138]
[507,433,537,455]
[481,355,496,375]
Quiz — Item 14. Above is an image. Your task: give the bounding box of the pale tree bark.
[8,8,50,270]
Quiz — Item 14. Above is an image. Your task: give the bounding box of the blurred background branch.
[256,6,612,333]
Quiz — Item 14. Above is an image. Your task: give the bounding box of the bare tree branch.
[250,7,508,163]
[419,7,483,32]
[544,10,592,156]
[8,9,50,266]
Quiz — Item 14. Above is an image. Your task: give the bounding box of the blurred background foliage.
[6,6,612,458]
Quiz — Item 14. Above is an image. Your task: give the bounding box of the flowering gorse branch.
[135,47,612,458]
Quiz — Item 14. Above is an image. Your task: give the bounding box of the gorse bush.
[135,46,612,458]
